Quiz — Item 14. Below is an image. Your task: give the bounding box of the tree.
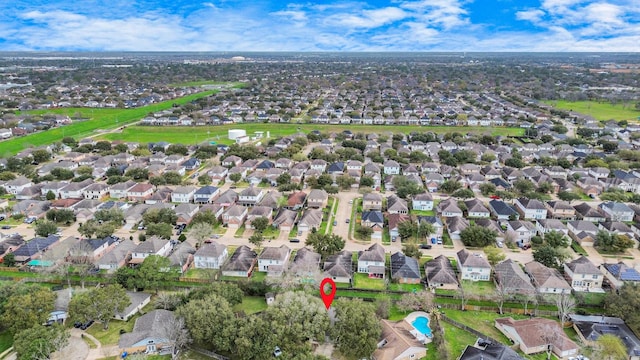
[557,191,581,202]
[159,315,192,360]
[1,287,56,333]
[190,209,218,226]
[229,173,242,183]
[78,221,98,238]
[593,334,628,360]
[305,233,345,258]
[544,231,569,248]
[439,180,462,194]
[595,231,635,253]
[452,188,475,199]
[398,221,417,241]
[402,243,421,259]
[396,291,434,313]
[93,208,124,224]
[13,324,69,360]
[234,314,278,360]
[251,217,269,233]
[45,190,56,201]
[154,292,186,311]
[35,220,58,237]
[605,283,640,335]
[336,175,355,190]
[166,144,189,156]
[137,255,172,293]
[69,284,130,330]
[3,253,15,267]
[460,225,497,247]
[177,294,236,352]
[31,149,51,164]
[533,245,567,269]
[146,223,173,239]
[479,183,496,196]
[556,292,576,326]
[46,208,75,224]
[248,233,265,249]
[163,171,183,185]
[332,298,382,359]
[189,222,213,248]
[483,246,506,266]
[197,174,211,185]
[359,176,374,187]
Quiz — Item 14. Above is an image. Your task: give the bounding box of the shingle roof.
[425,255,458,286]
[602,262,640,281]
[457,249,491,268]
[565,256,600,275]
[358,243,385,262]
[390,252,421,280]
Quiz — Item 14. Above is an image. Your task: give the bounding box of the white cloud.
[271,10,307,22]
[515,9,545,23]
[399,0,469,29]
[325,7,408,29]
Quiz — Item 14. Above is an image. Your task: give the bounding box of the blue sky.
[0,0,638,51]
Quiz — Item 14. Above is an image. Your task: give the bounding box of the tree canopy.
[460,225,497,247]
[332,298,382,359]
[305,233,345,258]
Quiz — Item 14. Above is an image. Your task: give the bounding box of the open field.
[97,123,526,145]
[0,90,218,156]
[544,100,640,121]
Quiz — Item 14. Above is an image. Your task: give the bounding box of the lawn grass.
[388,282,424,292]
[234,225,246,238]
[543,100,640,122]
[462,280,496,297]
[232,296,267,315]
[86,319,136,346]
[97,124,525,146]
[442,321,479,359]
[250,271,267,283]
[441,309,528,344]
[336,289,402,300]
[1,90,218,156]
[353,273,386,290]
[81,334,98,349]
[0,331,12,353]
[570,241,588,256]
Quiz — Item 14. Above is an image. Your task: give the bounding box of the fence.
[440,314,500,344]
[190,346,229,360]
[436,302,558,317]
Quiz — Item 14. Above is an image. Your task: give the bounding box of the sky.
[0,0,639,52]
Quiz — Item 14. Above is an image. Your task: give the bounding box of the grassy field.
[442,321,478,358]
[353,273,386,290]
[232,296,267,315]
[0,90,220,156]
[97,124,525,145]
[0,331,12,353]
[544,100,640,121]
[86,318,136,346]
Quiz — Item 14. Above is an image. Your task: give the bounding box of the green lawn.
[232,296,267,315]
[462,280,497,297]
[353,273,386,290]
[234,225,246,238]
[388,282,424,292]
[250,271,267,283]
[86,319,136,346]
[543,100,640,121]
[442,321,479,359]
[1,90,218,156]
[441,309,528,344]
[261,225,280,239]
[97,124,525,146]
[0,331,12,353]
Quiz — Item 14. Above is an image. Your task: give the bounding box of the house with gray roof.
[524,261,571,294]
[457,249,491,282]
[97,239,137,272]
[357,243,385,278]
[221,245,257,277]
[118,309,175,354]
[494,259,535,295]
[599,201,634,222]
[115,292,152,321]
[193,241,228,269]
[425,255,458,289]
[571,315,640,360]
[289,247,321,278]
[258,245,291,275]
[323,251,353,284]
[390,252,421,284]
[129,237,172,265]
[564,256,604,292]
[298,209,323,233]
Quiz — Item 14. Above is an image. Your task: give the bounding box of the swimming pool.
[411,316,432,337]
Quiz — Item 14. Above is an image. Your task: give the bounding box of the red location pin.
[320,278,336,310]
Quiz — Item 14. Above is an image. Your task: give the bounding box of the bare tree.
[267,251,323,292]
[397,291,434,313]
[556,292,576,326]
[189,222,213,248]
[154,292,186,311]
[458,281,471,311]
[158,315,192,360]
[538,323,561,360]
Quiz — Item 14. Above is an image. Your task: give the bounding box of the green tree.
[439,180,462,194]
[336,175,355,190]
[483,246,506,266]
[78,221,98,238]
[93,208,124,224]
[402,243,421,259]
[137,255,172,293]
[166,144,189,156]
[143,208,178,225]
[46,208,75,224]
[557,191,581,202]
[198,174,212,185]
[190,210,218,226]
[593,334,628,360]
[605,283,640,335]
[124,167,149,180]
[479,183,496,196]
[51,168,74,180]
[332,298,382,359]
[544,231,569,248]
[452,188,475,199]
[229,173,242,183]
[45,190,56,200]
[0,171,16,181]
[1,287,56,333]
[35,220,58,237]
[68,284,130,330]
[189,222,213,248]
[76,165,94,177]
[176,294,236,352]
[251,217,269,233]
[460,225,497,247]
[188,282,243,306]
[3,253,15,267]
[248,233,265,249]
[398,221,417,241]
[305,233,345,258]
[533,245,567,269]
[31,149,51,164]
[163,171,183,185]
[146,223,173,239]
[13,324,69,360]
[359,176,374,187]
[234,314,278,360]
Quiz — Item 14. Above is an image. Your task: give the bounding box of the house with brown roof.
[127,183,154,202]
[129,237,172,265]
[425,255,458,290]
[307,189,329,208]
[245,206,273,229]
[573,202,606,222]
[493,259,535,295]
[456,249,491,281]
[545,200,576,220]
[363,192,383,211]
[193,241,228,269]
[258,245,291,275]
[495,317,579,358]
[437,198,463,218]
[524,261,571,294]
[372,319,427,360]
[286,191,307,210]
[298,209,323,233]
[222,205,248,229]
[386,194,408,214]
[118,309,176,354]
[289,247,321,279]
[564,256,604,292]
[272,208,298,232]
[567,220,599,247]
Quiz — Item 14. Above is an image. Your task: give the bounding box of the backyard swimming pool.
[411,316,432,337]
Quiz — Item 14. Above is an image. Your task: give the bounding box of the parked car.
[345,219,350,223]
[289,238,300,243]
[419,243,432,249]
[1,225,11,230]
[332,221,337,226]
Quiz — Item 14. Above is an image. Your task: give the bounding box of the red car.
[490,195,501,199]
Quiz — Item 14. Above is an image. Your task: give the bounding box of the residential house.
[127,183,154,202]
[258,245,291,275]
[222,205,248,229]
[416,215,444,241]
[246,206,273,229]
[207,166,228,185]
[4,176,32,195]
[323,251,353,284]
[221,245,257,277]
[12,235,60,264]
[213,189,238,208]
[567,220,599,247]
[298,209,323,233]
[59,179,93,199]
[167,242,195,274]
[571,315,640,360]
[599,221,635,239]
[545,201,576,220]
[489,200,519,221]
[388,214,410,240]
[357,243,385,278]
[437,198,463,218]
[425,255,458,289]
[383,160,401,175]
[129,237,172,265]
[361,210,384,240]
[514,198,547,220]
[40,181,69,199]
[535,219,569,237]
[286,191,307,210]
[221,155,242,167]
[115,292,152,321]
[118,310,176,354]
[288,247,321,279]
[272,208,298,232]
[458,343,525,360]
[525,261,571,294]
[599,201,634,222]
[574,202,606,222]
[464,199,490,218]
[412,192,434,211]
[109,181,137,199]
[238,187,264,207]
[363,193,383,211]
[456,249,491,281]
[171,186,197,203]
[495,317,579,359]
[387,194,409,214]
[601,262,640,290]
[193,186,220,204]
[564,256,604,292]
[96,240,136,272]
[446,216,470,241]
[506,220,537,247]
[193,241,228,269]
[307,189,329,208]
[389,252,421,284]
[372,320,427,360]
[493,259,535,295]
